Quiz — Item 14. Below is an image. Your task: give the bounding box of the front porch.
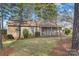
[40,27,61,37]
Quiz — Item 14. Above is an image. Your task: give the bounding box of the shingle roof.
[7,20,61,28]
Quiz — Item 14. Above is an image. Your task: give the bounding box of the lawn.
[3,37,70,56]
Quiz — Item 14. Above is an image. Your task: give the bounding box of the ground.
[0,36,71,56]
[49,38,71,56]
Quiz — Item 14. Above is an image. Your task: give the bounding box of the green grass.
[3,40,16,48]
[5,37,63,56]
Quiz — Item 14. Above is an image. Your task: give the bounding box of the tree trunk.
[18,20,21,39]
[0,4,3,48]
[0,22,3,48]
[18,4,23,39]
[69,3,79,56]
[72,3,79,49]
[1,4,4,41]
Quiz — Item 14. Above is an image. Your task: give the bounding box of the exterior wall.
[7,26,40,39]
[7,26,19,39]
[21,27,40,38]
[7,26,62,39]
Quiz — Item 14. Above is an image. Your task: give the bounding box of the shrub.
[0,29,7,39]
[0,29,7,35]
[64,28,71,35]
[23,29,29,38]
[7,34,14,40]
[35,31,40,37]
[28,33,33,38]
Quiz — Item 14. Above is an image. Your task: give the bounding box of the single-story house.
[7,20,62,39]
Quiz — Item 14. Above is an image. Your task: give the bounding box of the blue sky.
[57,3,74,13]
[57,3,74,28]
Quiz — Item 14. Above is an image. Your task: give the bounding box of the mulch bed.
[49,39,72,56]
[0,48,14,56]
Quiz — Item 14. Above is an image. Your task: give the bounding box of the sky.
[0,3,74,29]
[57,3,74,13]
[57,3,74,29]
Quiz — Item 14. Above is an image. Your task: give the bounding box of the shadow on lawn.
[49,38,72,56]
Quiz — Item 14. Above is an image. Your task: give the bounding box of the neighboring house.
[7,20,62,39]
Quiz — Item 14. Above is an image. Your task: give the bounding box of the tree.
[64,28,71,35]
[57,4,74,39]
[0,4,58,39]
[16,4,23,39]
[35,4,57,18]
[0,21,3,48]
[0,3,11,48]
[57,3,74,24]
[34,4,57,35]
[34,3,57,20]
[23,4,33,20]
[9,4,33,39]
[69,3,79,56]
[0,4,3,48]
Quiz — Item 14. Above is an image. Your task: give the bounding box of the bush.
[64,28,71,35]
[23,29,29,38]
[0,29,7,35]
[0,29,7,39]
[7,34,14,40]
[35,31,40,37]
[27,33,33,38]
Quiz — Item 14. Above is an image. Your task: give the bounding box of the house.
[7,20,62,39]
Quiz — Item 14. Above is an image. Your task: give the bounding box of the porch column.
[51,27,52,36]
[40,27,42,36]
